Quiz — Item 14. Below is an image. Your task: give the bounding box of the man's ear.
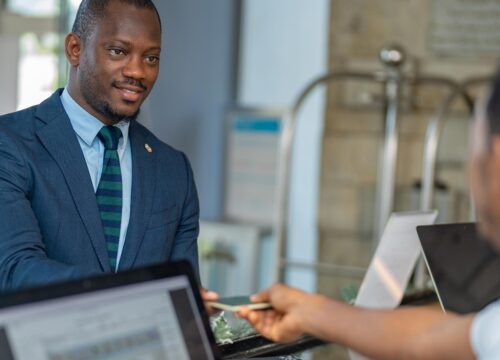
[65,32,82,66]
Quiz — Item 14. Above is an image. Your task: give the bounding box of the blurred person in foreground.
[238,75,500,359]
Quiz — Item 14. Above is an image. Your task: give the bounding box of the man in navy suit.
[0,0,215,301]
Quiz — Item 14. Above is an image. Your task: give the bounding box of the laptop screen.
[0,262,217,360]
[417,223,500,314]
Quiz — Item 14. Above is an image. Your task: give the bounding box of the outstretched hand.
[237,283,311,343]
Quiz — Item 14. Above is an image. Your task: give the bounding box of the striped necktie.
[96,126,123,271]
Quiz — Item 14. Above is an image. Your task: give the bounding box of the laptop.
[0,261,222,360]
[417,222,500,314]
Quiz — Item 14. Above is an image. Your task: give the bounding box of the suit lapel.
[118,122,156,270]
[35,91,110,271]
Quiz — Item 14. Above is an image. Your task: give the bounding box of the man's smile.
[113,83,145,102]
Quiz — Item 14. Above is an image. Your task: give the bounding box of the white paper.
[355,210,438,309]
[350,211,438,360]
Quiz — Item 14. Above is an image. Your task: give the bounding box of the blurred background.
[0,0,499,357]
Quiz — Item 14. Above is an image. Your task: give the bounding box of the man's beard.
[89,97,140,124]
[80,72,140,124]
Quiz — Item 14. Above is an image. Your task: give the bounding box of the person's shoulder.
[0,105,40,145]
[0,104,37,126]
[130,123,195,183]
[0,116,29,161]
[470,299,500,358]
[477,299,500,316]
[0,90,64,136]
[131,121,186,158]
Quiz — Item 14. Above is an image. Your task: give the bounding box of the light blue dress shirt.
[60,89,132,270]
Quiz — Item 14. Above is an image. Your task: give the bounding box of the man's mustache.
[113,78,147,91]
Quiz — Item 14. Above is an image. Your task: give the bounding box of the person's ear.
[65,32,82,66]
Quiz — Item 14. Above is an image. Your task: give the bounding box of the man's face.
[74,2,161,124]
[468,97,500,251]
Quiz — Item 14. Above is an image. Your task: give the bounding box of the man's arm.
[167,153,221,306]
[168,153,200,280]
[0,127,98,290]
[239,284,476,360]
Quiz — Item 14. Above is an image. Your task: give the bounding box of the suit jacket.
[0,90,199,291]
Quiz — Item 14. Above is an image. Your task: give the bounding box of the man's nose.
[122,55,146,80]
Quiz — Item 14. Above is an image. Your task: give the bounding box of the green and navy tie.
[96,126,123,271]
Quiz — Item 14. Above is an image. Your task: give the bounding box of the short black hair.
[487,73,500,136]
[72,0,162,42]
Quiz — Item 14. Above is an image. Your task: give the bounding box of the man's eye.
[146,56,160,64]
[110,49,125,56]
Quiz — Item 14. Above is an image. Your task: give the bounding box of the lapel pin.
[145,143,153,153]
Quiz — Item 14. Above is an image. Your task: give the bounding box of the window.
[16,33,59,110]
[7,0,59,17]
[1,0,82,111]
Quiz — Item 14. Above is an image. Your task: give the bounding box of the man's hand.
[200,287,219,315]
[237,283,312,343]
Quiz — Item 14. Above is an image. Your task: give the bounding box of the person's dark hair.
[72,0,162,42]
[486,73,500,135]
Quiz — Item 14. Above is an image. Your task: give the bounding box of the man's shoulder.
[130,121,185,159]
[0,90,64,135]
[0,106,41,146]
[0,104,37,125]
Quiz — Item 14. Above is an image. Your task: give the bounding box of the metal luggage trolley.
[414,74,490,286]
[273,44,487,286]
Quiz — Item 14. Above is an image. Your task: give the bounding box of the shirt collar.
[60,88,130,148]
